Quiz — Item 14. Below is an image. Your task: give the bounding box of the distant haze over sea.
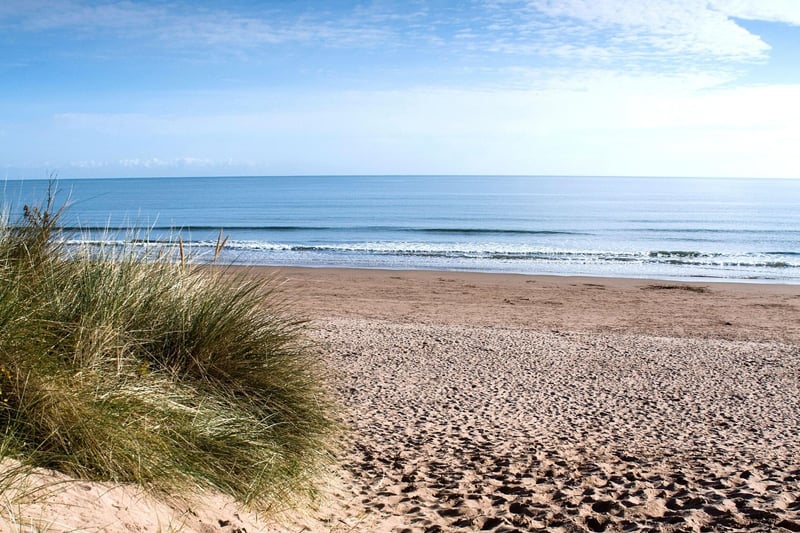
[4,176,800,283]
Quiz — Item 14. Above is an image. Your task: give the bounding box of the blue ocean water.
[3,176,800,283]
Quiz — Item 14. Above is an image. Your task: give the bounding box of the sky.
[2,0,800,179]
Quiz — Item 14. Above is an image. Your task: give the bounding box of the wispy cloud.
[0,1,397,50]
[4,0,795,66]
[480,0,785,63]
[117,157,226,168]
[2,0,798,97]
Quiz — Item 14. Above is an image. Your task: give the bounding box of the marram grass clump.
[0,194,336,511]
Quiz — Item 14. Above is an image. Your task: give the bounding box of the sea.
[3,175,799,283]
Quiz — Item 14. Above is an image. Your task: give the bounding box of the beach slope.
[278,268,800,532]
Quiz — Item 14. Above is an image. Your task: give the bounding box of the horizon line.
[4,173,800,181]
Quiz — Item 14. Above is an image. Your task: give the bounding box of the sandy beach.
[271,268,800,532]
[4,268,800,532]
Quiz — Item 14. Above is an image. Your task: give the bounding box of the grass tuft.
[0,190,336,514]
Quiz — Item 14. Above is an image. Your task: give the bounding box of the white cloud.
[61,157,248,177]
[710,0,800,25]
[69,159,107,169]
[492,0,770,61]
[118,157,209,168]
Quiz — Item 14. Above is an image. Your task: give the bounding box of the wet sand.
[275,267,800,342]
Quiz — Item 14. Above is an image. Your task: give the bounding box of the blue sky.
[2,0,800,178]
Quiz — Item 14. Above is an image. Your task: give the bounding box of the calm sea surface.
[3,176,800,283]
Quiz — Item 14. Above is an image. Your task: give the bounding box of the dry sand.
[4,268,800,532]
[274,268,800,532]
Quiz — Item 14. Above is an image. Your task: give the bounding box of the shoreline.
[227,263,800,287]
[262,264,800,287]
